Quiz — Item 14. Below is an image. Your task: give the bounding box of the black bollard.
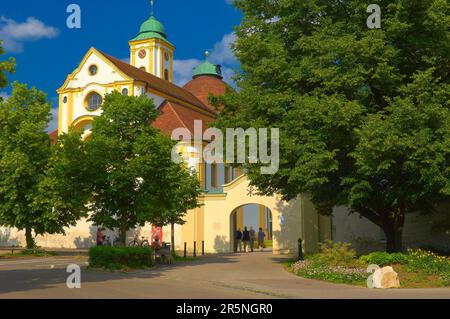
[194,241,197,257]
[202,240,205,256]
[184,242,187,258]
[298,238,304,261]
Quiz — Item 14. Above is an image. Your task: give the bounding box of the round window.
[63,96,68,103]
[138,49,146,59]
[86,93,102,111]
[122,88,129,95]
[89,65,98,76]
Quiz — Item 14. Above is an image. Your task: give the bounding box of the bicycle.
[128,235,150,247]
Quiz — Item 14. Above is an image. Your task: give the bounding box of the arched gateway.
[179,175,332,255]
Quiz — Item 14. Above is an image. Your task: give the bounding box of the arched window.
[164,69,169,81]
[140,66,146,71]
[86,92,102,112]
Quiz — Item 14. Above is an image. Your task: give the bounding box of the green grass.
[288,245,450,288]
[172,254,198,262]
[0,249,56,259]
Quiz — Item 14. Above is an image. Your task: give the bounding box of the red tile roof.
[153,101,216,137]
[183,75,229,112]
[96,49,215,115]
[48,129,58,145]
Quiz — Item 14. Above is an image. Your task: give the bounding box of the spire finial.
[205,50,210,61]
[151,0,155,16]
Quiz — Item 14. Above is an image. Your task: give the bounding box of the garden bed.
[287,241,450,288]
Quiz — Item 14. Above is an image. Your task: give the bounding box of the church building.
[46,2,328,254]
[2,2,446,255]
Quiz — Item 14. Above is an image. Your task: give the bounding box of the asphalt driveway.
[0,252,449,299]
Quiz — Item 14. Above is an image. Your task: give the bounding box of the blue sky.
[0,0,242,130]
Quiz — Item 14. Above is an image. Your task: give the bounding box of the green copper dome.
[131,15,172,44]
[139,16,166,38]
[193,51,223,79]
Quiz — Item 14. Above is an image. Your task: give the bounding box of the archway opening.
[230,204,273,253]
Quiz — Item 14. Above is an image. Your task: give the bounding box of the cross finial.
[205,50,210,60]
[151,0,155,16]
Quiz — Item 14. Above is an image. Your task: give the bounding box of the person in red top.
[96,228,105,246]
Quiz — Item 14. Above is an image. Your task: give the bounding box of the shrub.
[406,249,450,278]
[359,249,450,286]
[316,240,359,266]
[89,246,153,270]
[359,252,408,266]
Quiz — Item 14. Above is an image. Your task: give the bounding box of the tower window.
[140,67,146,71]
[85,92,102,112]
[164,69,169,81]
[63,96,68,103]
[122,88,129,95]
[89,65,98,76]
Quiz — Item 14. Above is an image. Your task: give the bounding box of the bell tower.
[129,0,174,82]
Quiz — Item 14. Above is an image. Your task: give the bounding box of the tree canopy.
[0,82,76,248]
[84,92,201,245]
[215,0,450,252]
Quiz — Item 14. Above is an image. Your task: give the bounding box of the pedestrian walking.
[235,228,243,253]
[258,227,266,251]
[249,226,256,252]
[96,228,105,246]
[242,227,250,253]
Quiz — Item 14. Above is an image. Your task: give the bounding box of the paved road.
[0,252,449,299]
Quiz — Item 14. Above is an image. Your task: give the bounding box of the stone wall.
[332,206,450,254]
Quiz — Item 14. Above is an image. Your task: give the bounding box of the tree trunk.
[24,226,35,249]
[171,223,175,255]
[382,211,405,253]
[119,227,127,247]
[384,227,404,253]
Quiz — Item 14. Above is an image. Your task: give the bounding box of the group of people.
[235,226,266,253]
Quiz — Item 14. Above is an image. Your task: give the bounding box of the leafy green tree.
[0,83,86,248]
[0,40,15,90]
[85,92,201,246]
[215,0,450,252]
[33,131,93,238]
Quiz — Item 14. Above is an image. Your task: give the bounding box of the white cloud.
[0,16,59,53]
[47,107,59,133]
[209,32,237,66]
[173,32,238,87]
[173,58,202,86]
[0,91,9,101]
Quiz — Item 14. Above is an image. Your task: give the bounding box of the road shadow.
[0,266,163,294]
[0,254,240,295]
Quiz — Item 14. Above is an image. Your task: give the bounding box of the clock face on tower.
[138,49,146,59]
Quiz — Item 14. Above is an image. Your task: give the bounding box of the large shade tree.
[0,83,89,248]
[214,0,450,252]
[85,92,201,246]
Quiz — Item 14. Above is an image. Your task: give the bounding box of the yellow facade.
[129,38,174,82]
[43,7,333,255]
